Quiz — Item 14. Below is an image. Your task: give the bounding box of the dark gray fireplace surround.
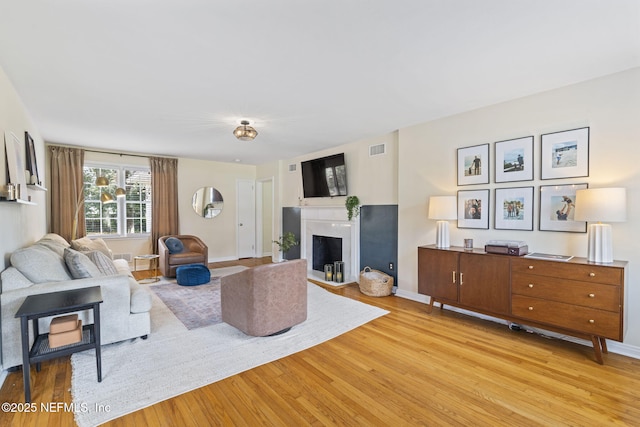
[282,205,397,282]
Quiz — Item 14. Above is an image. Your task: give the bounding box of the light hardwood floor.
[2,258,640,426]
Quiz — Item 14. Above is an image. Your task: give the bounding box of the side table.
[134,254,160,284]
[15,286,103,403]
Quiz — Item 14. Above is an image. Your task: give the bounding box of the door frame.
[236,179,256,259]
[256,176,275,259]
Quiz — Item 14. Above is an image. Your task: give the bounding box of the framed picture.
[457,189,489,229]
[24,131,40,186]
[541,127,589,180]
[494,186,534,230]
[539,183,588,232]
[457,143,489,186]
[3,131,28,201]
[495,136,534,183]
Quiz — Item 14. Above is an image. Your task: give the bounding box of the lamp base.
[435,220,450,248]
[586,223,613,263]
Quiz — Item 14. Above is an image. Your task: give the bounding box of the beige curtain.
[49,146,85,242]
[150,157,179,253]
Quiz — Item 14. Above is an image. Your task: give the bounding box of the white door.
[237,179,256,258]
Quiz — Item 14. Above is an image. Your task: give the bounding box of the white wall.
[178,158,256,261]
[0,67,48,371]
[0,67,47,264]
[279,131,399,208]
[398,67,640,346]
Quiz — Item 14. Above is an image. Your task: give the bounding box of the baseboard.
[394,289,640,360]
[207,256,239,264]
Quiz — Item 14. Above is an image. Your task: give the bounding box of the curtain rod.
[83,148,151,159]
[48,144,176,160]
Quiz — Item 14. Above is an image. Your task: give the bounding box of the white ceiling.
[1,1,639,165]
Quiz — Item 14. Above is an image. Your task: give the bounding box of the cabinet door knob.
[528,265,534,269]
[589,272,596,277]
[589,319,595,324]
[528,284,534,288]
[588,293,595,298]
[528,306,534,311]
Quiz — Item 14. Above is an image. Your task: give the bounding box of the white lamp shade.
[574,188,626,222]
[428,196,457,220]
[574,188,626,263]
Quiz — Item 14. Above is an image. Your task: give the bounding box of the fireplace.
[312,235,343,272]
[300,206,359,285]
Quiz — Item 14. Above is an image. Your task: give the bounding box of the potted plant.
[345,195,360,221]
[273,232,299,260]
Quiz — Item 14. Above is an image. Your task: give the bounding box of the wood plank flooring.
[2,257,640,426]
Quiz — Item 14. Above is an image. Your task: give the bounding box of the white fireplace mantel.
[300,206,360,285]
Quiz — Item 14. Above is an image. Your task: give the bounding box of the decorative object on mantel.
[273,232,298,260]
[233,120,258,141]
[345,195,360,221]
[574,187,627,263]
[428,195,457,248]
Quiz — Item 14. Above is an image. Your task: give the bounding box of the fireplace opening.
[312,235,343,272]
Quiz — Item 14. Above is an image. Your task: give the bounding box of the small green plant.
[273,232,299,254]
[345,195,360,221]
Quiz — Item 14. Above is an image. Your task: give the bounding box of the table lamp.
[574,188,626,263]
[428,196,457,248]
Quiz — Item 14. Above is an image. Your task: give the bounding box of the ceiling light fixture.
[233,120,258,141]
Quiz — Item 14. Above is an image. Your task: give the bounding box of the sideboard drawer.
[511,258,622,285]
[512,295,621,340]
[512,273,620,312]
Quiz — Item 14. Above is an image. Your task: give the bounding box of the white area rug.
[71,277,388,427]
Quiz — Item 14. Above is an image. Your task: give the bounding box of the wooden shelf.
[0,198,36,205]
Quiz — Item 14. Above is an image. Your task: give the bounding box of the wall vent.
[288,163,297,172]
[113,253,132,262]
[369,143,386,156]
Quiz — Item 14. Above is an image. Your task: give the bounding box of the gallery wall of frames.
[455,126,590,233]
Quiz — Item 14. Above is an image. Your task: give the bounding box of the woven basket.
[358,266,394,297]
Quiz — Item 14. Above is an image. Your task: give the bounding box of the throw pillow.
[71,237,113,259]
[10,245,72,283]
[83,250,119,276]
[165,237,184,254]
[64,248,103,279]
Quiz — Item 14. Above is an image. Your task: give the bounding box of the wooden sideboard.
[418,245,628,364]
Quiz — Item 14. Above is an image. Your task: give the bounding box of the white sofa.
[0,234,152,369]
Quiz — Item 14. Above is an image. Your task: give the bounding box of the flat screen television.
[301,153,348,198]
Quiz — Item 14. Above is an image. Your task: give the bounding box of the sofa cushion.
[11,245,72,283]
[83,250,119,276]
[165,237,184,254]
[71,237,113,259]
[0,267,33,291]
[35,233,71,257]
[64,248,103,279]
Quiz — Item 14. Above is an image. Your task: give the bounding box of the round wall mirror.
[192,187,224,218]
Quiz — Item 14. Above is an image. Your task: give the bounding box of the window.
[83,164,152,237]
